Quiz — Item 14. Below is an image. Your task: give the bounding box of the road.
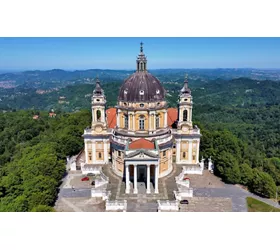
[194,184,279,212]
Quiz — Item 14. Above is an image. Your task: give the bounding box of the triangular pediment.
[125,149,158,159]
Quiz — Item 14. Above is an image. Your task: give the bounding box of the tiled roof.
[106,108,117,129]
[129,138,155,150]
[167,108,178,127]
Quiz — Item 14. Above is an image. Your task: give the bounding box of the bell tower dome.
[91,77,107,129]
[178,74,193,131]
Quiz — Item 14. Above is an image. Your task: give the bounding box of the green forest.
[0,77,279,211]
[0,110,91,211]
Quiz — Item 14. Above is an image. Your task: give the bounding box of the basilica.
[71,43,202,195]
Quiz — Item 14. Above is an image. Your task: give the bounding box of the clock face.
[95,126,102,133]
[182,126,189,132]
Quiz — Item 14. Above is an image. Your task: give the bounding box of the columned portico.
[124,159,159,194]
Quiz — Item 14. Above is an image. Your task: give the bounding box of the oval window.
[140,103,144,107]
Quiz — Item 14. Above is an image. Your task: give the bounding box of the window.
[140,103,144,107]
[124,114,128,129]
[163,151,166,157]
[118,151,121,157]
[192,155,195,161]
[139,90,144,95]
[139,115,145,130]
[183,110,188,121]
[184,99,188,101]
[96,99,100,102]
[124,102,127,106]
[96,110,101,121]
[183,152,186,158]
[156,114,160,129]
[89,152,92,161]
[98,152,102,159]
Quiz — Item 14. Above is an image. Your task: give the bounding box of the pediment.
[125,149,158,159]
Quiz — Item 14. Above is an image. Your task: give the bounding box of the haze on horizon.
[0,37,280,71]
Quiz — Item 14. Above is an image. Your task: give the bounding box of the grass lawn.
[246,197,280,212]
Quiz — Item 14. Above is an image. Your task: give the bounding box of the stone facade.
[73,44,201,194]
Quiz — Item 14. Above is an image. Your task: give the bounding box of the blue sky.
[0,37,280,71]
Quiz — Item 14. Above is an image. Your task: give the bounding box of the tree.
[31,205,55,212]
[249,169,277,198]
[239,163,254,186]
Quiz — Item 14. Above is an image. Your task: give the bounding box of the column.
[149,112,151,131]
[188,140,192,163]
[117,110,120,127]
[101,108,105,123]
[176,140,181,163]
[133,113,135,130]
[147,165,151,194]
[92,142,96,161]
[155,164,159,194]
[104,140,108,163]
[85,142,88,164]
[128,114,131,130]
[125,164,130,194]
[134,165,138,194]
[92,108,95,123]
[164,111,168,128]
[196,141,200,163]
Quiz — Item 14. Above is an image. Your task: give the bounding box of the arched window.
[156,114,160,129]
[124,114,128,129]
[183,152,186,158]
[96,110,101,121]
[183,110,188,121]
[139,115,145,130]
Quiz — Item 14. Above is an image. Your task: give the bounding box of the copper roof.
[167,108,178,127]
[129,138,155,150]
[106,108,116,129]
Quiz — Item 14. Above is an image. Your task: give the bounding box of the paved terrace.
[55,165,280,212]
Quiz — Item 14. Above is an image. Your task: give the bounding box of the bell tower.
[91,78,107,130]
[136,42,147,72]
[177,74,193,133]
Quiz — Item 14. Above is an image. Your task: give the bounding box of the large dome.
[118,72,165,102]
[118,43,166,103]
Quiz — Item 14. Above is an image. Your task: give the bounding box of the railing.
[174,189,193,200]
[157,200,179,212]
[100,171,109,182]
[91,189,111,201]
[106,200,127,212]
[175,172,184,182]
[111,135,127,145]
[183,165,203,175]
[84,128,92,134]
[176,179,190,188]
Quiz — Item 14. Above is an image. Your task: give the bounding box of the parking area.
[179,197,232,212]
[184,170,225,188]
[55,197,106,212]
[61,173,99,189]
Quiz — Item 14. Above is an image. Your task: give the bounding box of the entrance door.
[138,165,146,182]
